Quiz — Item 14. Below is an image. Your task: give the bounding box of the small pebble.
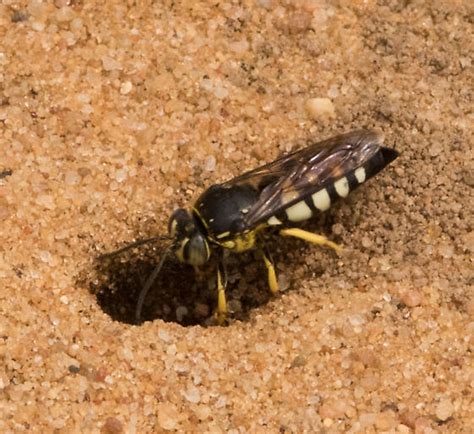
[65,170,80,186]
[278,273,290,291]
[397,424,411,433]
[56,6,75,22]
[194,404,211,421]
[55,0,73,7]
[213,86,229,99]
[462,169,474,187]
[101,56,122,71]
[290,355,306,368]
[229,38,249,54]
[176,306,188,322]
[227,299,242,314]
[401,290,422,307]
[39,250,52,263]
[31,21,45,31]
[305,98,336,119]
[462,231,474,252]
[361,236,372,248]
[158,329,171,342]
[36,194,55,210]
[375,411,397,430]
[287,11,311,33]
[204,155,216,172]
[323,418,333,427]
[327,85,339,98]
[258,0,272,9]
[59,295,69,304]
[102,417,123,434]
[120,81,133,95]
[166,344,177,356]
[114,168,128,183]
[435,399,454,421]
[68,365,80,374]
[184,385,201,404]
[439,242,454,259]
[319,399,349,419]
[348,314,366,327]
[359,412,377,427]
[200,78,213,92]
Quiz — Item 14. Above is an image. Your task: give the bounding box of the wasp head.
[168,209,210,266]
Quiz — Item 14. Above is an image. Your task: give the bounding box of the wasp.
[101,130,398,324]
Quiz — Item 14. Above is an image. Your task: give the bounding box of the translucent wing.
[222,129,388,228]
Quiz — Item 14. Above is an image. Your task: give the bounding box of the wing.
[220,143,306,192]
[222,129,388,228]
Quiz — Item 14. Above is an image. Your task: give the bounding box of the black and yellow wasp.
[103,129,398,324]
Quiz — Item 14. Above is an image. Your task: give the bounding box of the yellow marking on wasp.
[175,237,189,262]
[312,189,331,211]
[192,207,210,231]
[355,167,366,183]
[216,231,230,239]
[233,232,257,252]
[220,240,236,249]
[267,216,282,225]
[169,219,178,237]
[260,250,279,294]
[280,228,342,252]
[285,200,312,222]
[220,240,235,250]
[214,230,258,252]
[334,176,350,198]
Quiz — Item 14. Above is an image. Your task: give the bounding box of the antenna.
[135,247,171,324]
[98,236,168,259]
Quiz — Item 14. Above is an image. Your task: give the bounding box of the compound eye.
[183,233,210,266]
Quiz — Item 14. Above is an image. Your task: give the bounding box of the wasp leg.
[279,228,342,252]
[258,248,279,294]
[213,257,228,325]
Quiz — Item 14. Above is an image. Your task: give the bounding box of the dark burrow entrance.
[88,242,279,326]
[86,217,334,327]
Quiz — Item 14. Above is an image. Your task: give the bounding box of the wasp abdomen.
[267,146,398,226]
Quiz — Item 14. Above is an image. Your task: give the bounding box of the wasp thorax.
[168,208,210,266]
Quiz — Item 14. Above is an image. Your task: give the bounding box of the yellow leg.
[259,249,279,294]
[279,228,342,252]
[214,266,228,325]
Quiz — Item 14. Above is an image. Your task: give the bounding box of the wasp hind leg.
[279,228,342,252]
[258,247,279,294]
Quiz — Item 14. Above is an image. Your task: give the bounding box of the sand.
[0,0,473,432]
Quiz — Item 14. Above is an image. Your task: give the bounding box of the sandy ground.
[1,0,473,432]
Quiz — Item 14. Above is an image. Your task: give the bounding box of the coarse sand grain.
[0,1,473,432]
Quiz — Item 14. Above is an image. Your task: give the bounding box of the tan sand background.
[0,0,473,432]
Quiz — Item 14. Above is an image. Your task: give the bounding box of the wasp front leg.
[213,253,228,325]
